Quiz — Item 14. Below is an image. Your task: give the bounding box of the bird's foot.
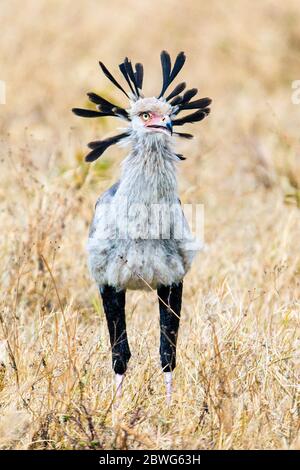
[164,372,172,405]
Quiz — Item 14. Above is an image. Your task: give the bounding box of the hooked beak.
[147,117,173,135]
[166,121,173,135]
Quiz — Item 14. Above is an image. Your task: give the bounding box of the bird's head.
[72,51,212,162]
[129,97,173,137]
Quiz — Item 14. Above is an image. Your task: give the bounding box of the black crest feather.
[174,132,194,139]
[124,58,139,96]
[134,63,144,89]
[169,52,186,84]
[172,108,210,127]
[180,97,212,110]
[119,62,136,96]
[87,92,130,120]
[166,82,186,101]
[99,61,129,98]
[170,95,183,107]
[72,108,112,118]
[158,51,186,98]
[159,50,172,98]
[181,88,198,104]
[119,58,141,97]
[85,132,129,162]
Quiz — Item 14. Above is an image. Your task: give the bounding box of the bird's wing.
[94,181,120,208]
[89,181,120,237]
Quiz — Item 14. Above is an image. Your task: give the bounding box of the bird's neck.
[118,133,178,203]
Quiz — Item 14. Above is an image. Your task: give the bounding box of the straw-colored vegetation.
[0,0,299,450]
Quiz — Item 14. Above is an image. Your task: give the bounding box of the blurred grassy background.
[0,0,299,449]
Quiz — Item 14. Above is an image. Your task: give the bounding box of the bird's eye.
[141,112,151,121]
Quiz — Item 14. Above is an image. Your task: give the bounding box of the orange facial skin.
[140,111,172,134]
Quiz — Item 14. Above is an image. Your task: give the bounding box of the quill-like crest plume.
[72,51,211,161]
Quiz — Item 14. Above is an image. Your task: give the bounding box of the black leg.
[100,285,131,375]
[157,281,183,372]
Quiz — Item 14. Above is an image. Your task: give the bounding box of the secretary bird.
[72,51,211,403]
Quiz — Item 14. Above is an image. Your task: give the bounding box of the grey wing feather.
[94,181,120,208]
[89,181,120,237]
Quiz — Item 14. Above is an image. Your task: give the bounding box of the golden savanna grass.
[0,0,300,450]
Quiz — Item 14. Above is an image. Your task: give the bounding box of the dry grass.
[0,0,300,450]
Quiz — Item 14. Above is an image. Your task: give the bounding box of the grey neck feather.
[118,133,178,204]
